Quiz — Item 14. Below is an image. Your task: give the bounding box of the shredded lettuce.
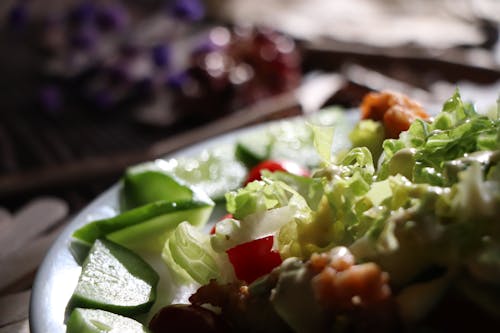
[220,177,314,257]
[308,123,335,163]
[263,171,324,211]
[164,90,500,316]
[225,180,290,220]
[211,206,294,252]
[162,222,234,285]
[378,90,500,185]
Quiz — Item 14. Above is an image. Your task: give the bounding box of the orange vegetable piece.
[360,91,430,138]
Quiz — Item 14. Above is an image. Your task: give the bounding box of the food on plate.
[152,147,247,202]
[67,90,500,332]
[66,308,149,333]
[244,160,310,184]
[67,239,159,316]
[234,107,351,170]
[149,304,231,333]
[72,173,214,253]
[360,91,430,139]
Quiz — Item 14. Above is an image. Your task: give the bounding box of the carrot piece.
[360,91,429,138]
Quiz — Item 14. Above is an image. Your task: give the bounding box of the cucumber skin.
[107,204,213,253]
[72,199,212,245]
[66,308,150,333]
[68,239,159,317]
[122,170,193,211]
[235,140,272,169]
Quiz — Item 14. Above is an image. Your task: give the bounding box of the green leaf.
[377,89,498,186]
[308,123,335,163]
[225,179,290,220]
[163,222,233,285]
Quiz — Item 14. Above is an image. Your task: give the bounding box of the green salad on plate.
[65,90,500,333]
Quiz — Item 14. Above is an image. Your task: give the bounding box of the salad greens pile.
[164,90,500,325]
[66,90,500,332]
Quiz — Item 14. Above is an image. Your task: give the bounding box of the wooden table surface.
[0,197,69,333]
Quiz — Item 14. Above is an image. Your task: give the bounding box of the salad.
[65,90,499,332]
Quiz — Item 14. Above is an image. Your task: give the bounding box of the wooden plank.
[0,223,64,294]
[0,90,302,197]
[0,198,68,260]
[0,290,30,327]
[0,319,29,333]
[0,207,12,232]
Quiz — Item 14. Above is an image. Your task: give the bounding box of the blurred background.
[0,1,500,330]
[0,0,499,214]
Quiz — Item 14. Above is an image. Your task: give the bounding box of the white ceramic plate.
[28,124,263,333]
[29,111,358,332]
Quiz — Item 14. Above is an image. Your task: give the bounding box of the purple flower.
[166,71,189,90]
[96,4,128,31]
[152,44,171,68]
[68,1,96,26]
[170,0,204,21]
[70,24,98,50]
[191,40,220,56]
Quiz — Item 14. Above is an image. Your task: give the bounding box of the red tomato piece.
[226,235,282,284]
[245,160,309,184]
[209,213,233,235]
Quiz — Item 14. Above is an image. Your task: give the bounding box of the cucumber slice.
[160,146,247,202]
[68,239,159,316]
[66,308,149,333]
[235,108,352,169]
[73,197,214,254]
[235,132,274,168]
[269,120,320,169]
[107,201,213,253]
[122,170,194,210]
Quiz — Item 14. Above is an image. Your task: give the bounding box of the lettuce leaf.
[225,179,290,220]
[162,222,234,285]
[263,171,325,211]
[378,90,499,186]
[211,206,295,253]
[220,177,314,257]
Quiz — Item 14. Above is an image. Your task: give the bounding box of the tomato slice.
[245,160,309,184]
[226,235,282,284]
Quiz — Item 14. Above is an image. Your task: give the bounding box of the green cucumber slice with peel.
[235,108,352,169]
[164,147,247,202]
[66,308,149,333]
[73,171,214,255]
[107,200,214,253]
[73,197,214,254]
[68,239,159,317]
[122,169,194,210]
[133,147,247,202]
[235,132,274,168]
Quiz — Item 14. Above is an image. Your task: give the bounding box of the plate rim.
[29,109,358,332]
[28,120,278,333]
